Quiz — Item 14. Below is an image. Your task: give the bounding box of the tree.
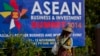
[74,0,100,56]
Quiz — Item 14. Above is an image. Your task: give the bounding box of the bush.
[0,34,42,56]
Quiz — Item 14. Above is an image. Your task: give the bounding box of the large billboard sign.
[0,0,85,48]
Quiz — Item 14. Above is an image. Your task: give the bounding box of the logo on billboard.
[0,1,28,30]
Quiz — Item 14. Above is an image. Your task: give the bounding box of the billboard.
[0,0,85,48]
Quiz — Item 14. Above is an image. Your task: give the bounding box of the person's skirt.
[57,46,72,56]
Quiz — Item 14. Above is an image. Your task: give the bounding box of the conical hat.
[63,25,73,32]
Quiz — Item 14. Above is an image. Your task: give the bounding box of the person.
[56,25,73,56]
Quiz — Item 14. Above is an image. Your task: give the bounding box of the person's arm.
[56,36,60,45]
[62,38,73,49]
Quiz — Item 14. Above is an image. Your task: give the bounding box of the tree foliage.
[74,0,100,56]
[0,34,42,56]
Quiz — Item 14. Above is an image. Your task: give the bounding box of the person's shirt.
[60,36,73,49]
[61,36,73,54]
[56,36,73,49]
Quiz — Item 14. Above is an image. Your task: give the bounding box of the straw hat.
[63,25,73,33]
